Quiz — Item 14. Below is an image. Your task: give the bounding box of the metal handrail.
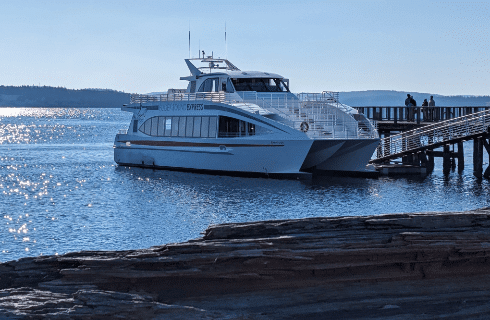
[374,109,490,161]
[130,92,378,140]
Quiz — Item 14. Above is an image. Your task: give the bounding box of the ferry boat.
[114,56,379,178]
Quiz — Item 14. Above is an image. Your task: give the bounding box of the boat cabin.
[181,58,290,94]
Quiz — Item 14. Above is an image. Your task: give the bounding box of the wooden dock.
[362,107,490,178]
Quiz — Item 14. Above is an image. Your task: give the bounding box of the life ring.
[300,121,309,133]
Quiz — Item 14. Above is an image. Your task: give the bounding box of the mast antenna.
[188,21,191,58]
[225,22,227,59]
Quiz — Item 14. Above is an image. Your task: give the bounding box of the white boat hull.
[114,134,313,175]
[301,139,380,172]
[114,134,379,176]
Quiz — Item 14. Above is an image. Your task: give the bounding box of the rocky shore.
[2,208,490,319]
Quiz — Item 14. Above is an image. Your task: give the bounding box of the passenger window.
[139,118,152,135]
[151,117,158,136]
[208,117,217,138]
[178,117,186,137]
[226,78,235,93]
[165,118,172,136]
[171,117,179,136]
[157,117,165,136]
[201,117,210,137]
[198,78,219,92]
[186,116,194,137]
[193,117,202,137]
[248,123,255,136]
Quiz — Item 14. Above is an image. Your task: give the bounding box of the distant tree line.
[1,86,488,108]
[339,90,490,107]
[0,85,130,108]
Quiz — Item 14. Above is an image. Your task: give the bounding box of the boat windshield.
[232,78,289,92]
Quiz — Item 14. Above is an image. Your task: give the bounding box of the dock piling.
[457,141,464,172]
[443,145,451,175]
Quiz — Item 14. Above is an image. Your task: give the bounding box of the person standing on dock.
[422,99,429,121]
[405,94,414,121]
[428,96,436,121]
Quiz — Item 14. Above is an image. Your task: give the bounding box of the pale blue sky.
[1,0,489,95]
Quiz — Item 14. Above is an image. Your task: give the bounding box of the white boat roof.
[183,58,284,79]
[224,70,283,79]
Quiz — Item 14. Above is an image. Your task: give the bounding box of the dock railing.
[356,106,490,123]
[373,109,490,162]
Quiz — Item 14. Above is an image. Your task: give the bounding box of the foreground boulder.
[2,208,490,319]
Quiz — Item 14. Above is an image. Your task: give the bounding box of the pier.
[362,107,490,178]
[354,106,490,127]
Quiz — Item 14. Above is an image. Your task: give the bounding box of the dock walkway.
[370,109,490,178]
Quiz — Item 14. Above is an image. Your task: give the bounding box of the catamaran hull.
[301,138,380,172]
[114,134,379,177]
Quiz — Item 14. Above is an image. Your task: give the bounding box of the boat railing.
[130,92,378,139]
[237,92,377,139]
[131,92,237,104]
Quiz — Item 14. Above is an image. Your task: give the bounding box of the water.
[1,108,489,262]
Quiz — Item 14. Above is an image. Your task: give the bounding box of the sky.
[0,0,489,96]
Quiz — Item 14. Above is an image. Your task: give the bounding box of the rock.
[2,208,490,318]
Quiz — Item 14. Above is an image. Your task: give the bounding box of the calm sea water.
[1,108,489,262]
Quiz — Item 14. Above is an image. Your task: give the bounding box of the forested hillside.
[0,86,130,108]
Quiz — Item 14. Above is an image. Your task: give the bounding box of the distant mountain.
[0,86,130,108]
[338,90,490,107]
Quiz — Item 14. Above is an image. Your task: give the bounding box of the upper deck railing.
[130,92,232,104]
[130,92,378,140]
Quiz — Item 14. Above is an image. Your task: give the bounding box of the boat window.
[165,118,172,136]
[239,120,246,136]
[225,78,235,93]
[139,119,151,135]
[150,117,159,136]
[193,117,202,137]
[138,116,220,138]
[157,117,165,136]
[201,116,210,137]
[231,78,289,92]
[171,117,179,136]
[185,116,194,137]
[208,117,217,138]
[178,117,186,137]
[248,123,255,135]
[218,116,239,137]
[218,116,256,138]
[198,78,219,92]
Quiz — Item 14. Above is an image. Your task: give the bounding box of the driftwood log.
[2,208,490,319]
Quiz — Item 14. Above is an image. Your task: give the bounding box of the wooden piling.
[457,141,464,172]
[427,151,435,172]
[482,138,490,179]
[443,144,451,175]
[474,138,483,178]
